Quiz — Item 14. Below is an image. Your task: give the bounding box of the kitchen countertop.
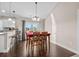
[0,32,6,35]
[0,30,15,35]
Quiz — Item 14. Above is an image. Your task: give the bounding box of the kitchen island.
[0,30,15,53]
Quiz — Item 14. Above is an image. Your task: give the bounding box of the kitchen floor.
[72,55,79,57]
[0,41,76,57]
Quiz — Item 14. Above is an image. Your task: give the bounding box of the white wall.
[76,10,79,52]
[45,2,79,53]
[45,15,53,42]
[45,14,56,43]
[15,19,22,40]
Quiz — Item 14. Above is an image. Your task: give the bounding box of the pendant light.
[12,10,16,24]
[32,2,40,21]
[8,2,12,21]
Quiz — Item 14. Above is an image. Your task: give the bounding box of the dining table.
[26,32,50,56]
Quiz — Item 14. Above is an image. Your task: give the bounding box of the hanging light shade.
[8,2,12,21]
[32,16,40,21]
[32,2,40,21]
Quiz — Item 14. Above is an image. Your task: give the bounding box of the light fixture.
[1,10,6,13]
[0,3,6,13]
[37,17,40,21]
[8,2,12,21]
[32,2,40,21]
[8,18,12,21]
[12,21,15,24]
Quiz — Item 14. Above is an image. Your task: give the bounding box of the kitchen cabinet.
[0,30,15,52]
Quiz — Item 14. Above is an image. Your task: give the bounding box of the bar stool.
[10,35,16,49]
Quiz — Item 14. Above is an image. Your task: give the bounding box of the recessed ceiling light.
[1,10,6,13]
[12,21,15,24]
[8,18,12,21]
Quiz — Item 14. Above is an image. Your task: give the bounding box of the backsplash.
[0,19,15,31]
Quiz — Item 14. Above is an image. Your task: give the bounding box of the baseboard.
[0,43,15,53]
[0,48,10,53]
[51,41,79,55]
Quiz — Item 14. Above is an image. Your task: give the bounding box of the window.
[25,22,39,31]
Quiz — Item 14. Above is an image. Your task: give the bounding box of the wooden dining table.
[26,32,50,56]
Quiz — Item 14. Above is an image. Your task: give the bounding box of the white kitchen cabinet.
[0,33,6,52]
[6,30,15,49]
[0,30,15,52]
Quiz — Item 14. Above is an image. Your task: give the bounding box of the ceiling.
[0,2,57,19]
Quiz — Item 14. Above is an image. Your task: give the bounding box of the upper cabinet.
[3,20,15,27]
[0,19,15,29]
[0,21,3,30]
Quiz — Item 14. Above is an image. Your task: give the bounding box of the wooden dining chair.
[30,32,43,56]
[26,32,33,56]
[41,32,48,54]
[41,32,50,56]
[26,31,50,56]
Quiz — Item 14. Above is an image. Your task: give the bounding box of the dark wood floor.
[0,41,76,57]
